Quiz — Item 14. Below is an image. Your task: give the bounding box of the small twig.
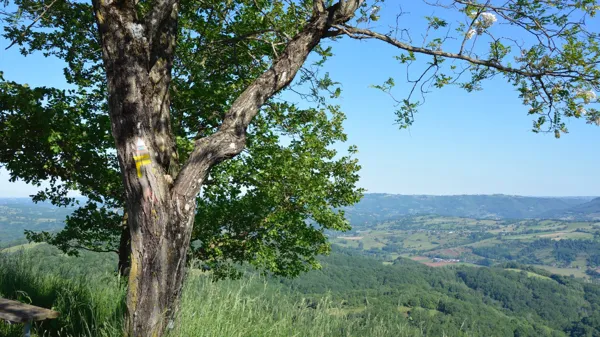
[5,0,59,50]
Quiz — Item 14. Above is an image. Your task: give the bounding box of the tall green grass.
[168,270,421,337]
[0,248,422,337]
[0,250,126,337]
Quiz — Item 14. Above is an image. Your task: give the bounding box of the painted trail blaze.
[134,138,151,178]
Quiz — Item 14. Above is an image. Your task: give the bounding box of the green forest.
[283,248,600,337]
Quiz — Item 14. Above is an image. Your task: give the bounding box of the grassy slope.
[0,242,42,252]
[0,246,421,337]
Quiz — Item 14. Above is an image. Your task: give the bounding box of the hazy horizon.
[0,185,596,199]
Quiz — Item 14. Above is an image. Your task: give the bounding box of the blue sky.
[1,1,599,197]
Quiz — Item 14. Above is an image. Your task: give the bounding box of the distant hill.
[542,197,600,220]
[343,194,594,226]
[2,194,597,245]
[0,198,75,244]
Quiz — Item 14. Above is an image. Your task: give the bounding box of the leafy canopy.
[0,0,362,277]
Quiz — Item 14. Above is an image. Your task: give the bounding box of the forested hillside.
[2,194,597,246]
[3,196,600,336]
[544,198,600,221]
[280,248,600,337]
[333,215,600,280]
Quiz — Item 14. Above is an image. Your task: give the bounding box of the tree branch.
[172,15,330,200]
[216,29,277,45]
[172,0,363,202]
[145,0,178,43]
[5,0,59,50]
[71,244,119,254]
[335,24,597,82]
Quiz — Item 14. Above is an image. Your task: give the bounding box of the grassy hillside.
[3,199,600,336]
[0,245,422,337]
[2,244,600,337]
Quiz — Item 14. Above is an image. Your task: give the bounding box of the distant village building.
[432,257,460,263]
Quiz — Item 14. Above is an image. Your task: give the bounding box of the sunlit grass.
[0,250,422,337]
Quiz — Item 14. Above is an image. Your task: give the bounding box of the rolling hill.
[0,198,76,245]
[2,194,598,245]
[343,194,594,227]
[543,197,600,220]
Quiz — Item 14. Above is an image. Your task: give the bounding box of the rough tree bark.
[91,0,363,335]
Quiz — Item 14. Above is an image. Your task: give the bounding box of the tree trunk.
[126,201,196,336]
[92,0,185,334]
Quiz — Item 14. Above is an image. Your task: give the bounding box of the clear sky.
[1,1,599,197]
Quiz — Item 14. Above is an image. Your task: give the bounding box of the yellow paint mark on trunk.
[133,153,151,177]
[95,11,104,24]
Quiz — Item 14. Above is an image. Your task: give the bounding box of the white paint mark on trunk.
[129,23,145,39]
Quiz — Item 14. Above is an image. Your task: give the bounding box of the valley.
[333,215,600,279]
[0,198,74,246]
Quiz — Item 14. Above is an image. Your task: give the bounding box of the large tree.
[1,0,599,336]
